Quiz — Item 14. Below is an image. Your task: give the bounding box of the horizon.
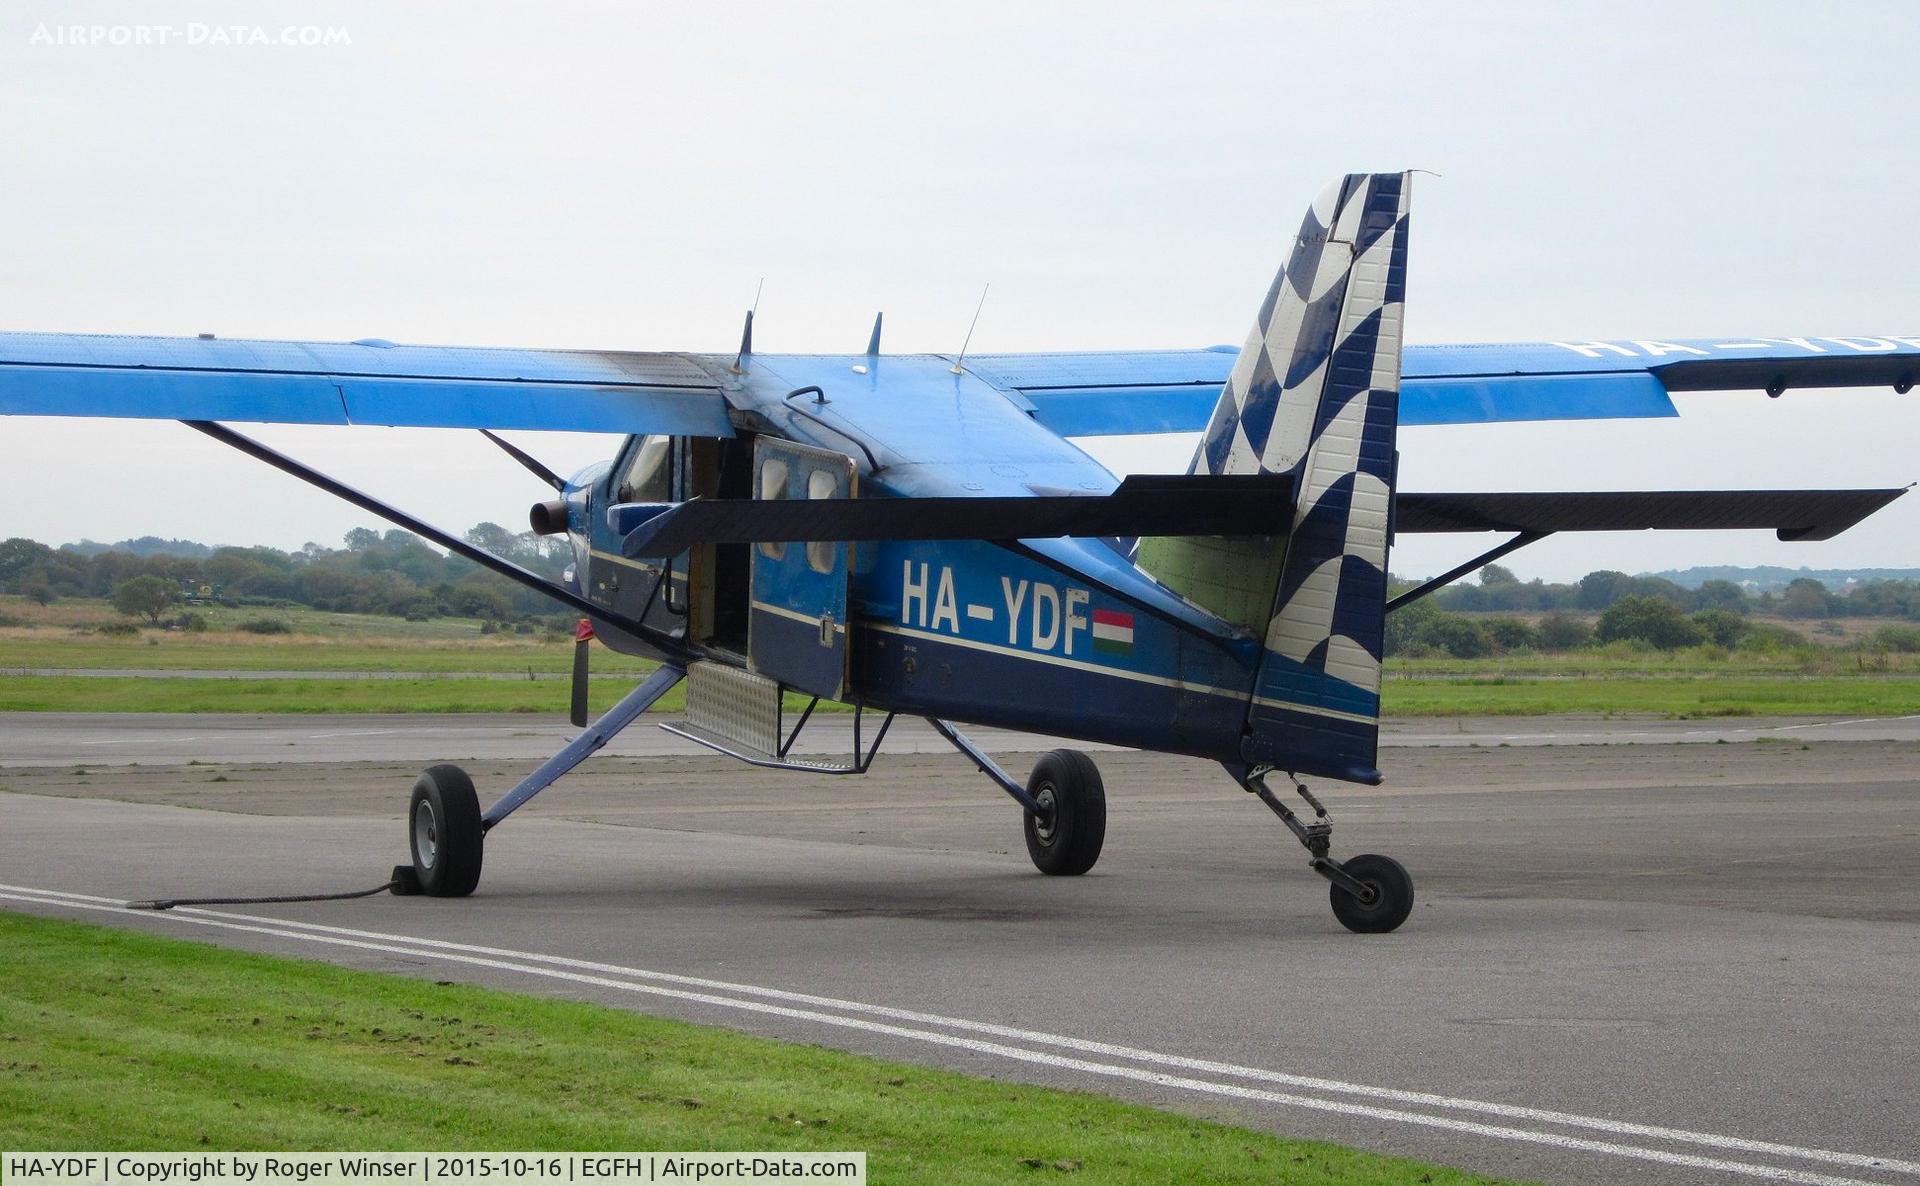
[21,528,1920,592]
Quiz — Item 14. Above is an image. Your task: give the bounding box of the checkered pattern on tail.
[1193,176,1400,480]
[1211,173,1410,784]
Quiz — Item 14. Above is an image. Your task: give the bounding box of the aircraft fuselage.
[564,352,1266,762]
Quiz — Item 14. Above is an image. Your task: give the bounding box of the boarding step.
[658,660,876,774]
[680,660,782,756]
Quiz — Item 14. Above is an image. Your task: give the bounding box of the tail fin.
[1139,172,1410,783]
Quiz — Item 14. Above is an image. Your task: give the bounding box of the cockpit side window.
[615,435,673,503]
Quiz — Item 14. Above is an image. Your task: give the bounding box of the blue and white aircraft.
[4,173,1913,931]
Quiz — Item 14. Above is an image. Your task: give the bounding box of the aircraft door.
[748,438,855,700]
[590,433,689,638]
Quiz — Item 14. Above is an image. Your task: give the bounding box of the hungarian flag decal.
[1091,608,1135,655]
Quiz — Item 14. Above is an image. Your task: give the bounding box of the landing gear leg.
[400,665,686,899]
[928,719,1106,876]
[1230,764,1413,933]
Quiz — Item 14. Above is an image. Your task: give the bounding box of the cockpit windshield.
[615,435,673,503]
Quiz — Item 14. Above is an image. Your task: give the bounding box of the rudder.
[1139,173,1411,784]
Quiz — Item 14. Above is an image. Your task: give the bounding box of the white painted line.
[76,735,212,747]
[1768,714,1920,733]
[2,884,1912,1183]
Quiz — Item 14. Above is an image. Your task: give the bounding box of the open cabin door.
[748,438,855,700]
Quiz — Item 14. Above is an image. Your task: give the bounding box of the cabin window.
[615,435,673,504]
[757,457,788,560]
[806,469,838,574]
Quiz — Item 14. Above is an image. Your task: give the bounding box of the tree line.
[5,531,1919,659]
[0,525,573,625]
[1427,564,1920,620]
[1392,564,1920,659]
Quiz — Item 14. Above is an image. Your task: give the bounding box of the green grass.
[1392,646,1920,678]
[0,594,661,674]
[0,676,861,716]
[1,595,536,642]
[0,675,679,714]
[1380,674,1920,717]
[0,913,1515,1185]
[0,636,663,674]
[2,672,1915,717]
[6,595,1918,718]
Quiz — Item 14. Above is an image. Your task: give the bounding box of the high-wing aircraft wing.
[0,332,732,436]
[1394,488,1905,542]
[8,331,1912,438]
[964,336,1920,435]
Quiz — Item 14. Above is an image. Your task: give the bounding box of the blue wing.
[10,329,1913,439]
[0,332,733,436]
[964,336,1920,436]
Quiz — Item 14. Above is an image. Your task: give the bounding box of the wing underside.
[0,332,733,436]
[8,331,1913,439]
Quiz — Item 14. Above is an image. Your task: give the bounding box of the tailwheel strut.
[1234,765,1413,934]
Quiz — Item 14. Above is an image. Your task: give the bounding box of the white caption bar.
[1,1154,864,1186]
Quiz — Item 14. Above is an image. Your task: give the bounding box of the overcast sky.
[1,1,1915,581]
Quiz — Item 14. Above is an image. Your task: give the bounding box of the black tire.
[1329,853,1413,934]
[409,764,484,897]
[1023,749,1106,876]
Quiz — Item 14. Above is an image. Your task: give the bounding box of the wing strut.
[1386,531,1548,613]
[180,420,676,652]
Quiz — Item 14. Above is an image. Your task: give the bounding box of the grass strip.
[3,672,1918,717]
[0,637,662,675]
[1379,675,1920,717]
[0,676,679,715]
[0,911,1516,1185]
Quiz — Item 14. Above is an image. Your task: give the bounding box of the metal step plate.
[682,660,781,757]
[657,720,858,772]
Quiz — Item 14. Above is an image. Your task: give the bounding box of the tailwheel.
[1234,766,1415,933]
[1023,749,1106,876]
[408,763,485,897]
[1327,853,1414,934]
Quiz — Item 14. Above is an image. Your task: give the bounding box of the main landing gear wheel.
[1024,749,1106,876]
[408,763,484,897]
[1328,853,1414,934]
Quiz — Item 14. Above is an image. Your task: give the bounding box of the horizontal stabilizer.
[1395,488,1905,542]
[621,473,1294,558]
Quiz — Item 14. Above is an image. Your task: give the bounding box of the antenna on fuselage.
[949,284,989,375]
[728,278,764,375]
[866,312,883,356]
